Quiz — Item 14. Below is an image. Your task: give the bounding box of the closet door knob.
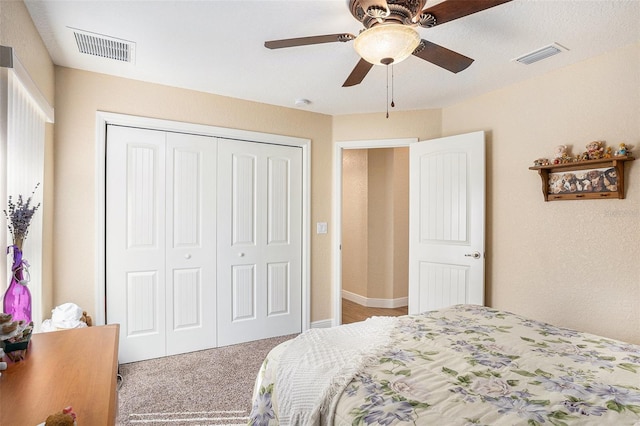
[238,252,245,257]
[184,254,192,259]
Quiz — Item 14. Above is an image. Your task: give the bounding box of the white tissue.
[41,303,87,332]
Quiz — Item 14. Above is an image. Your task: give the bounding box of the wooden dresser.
[1,324,120,425]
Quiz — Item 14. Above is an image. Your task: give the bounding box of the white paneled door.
[165,132,217,355]
[106,126,216,363]
[216,139,302,346]
[408,131,485,314]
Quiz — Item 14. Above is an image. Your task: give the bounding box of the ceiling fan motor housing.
[350,0,430,28]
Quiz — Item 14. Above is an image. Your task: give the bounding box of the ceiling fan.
[265,0,512,87]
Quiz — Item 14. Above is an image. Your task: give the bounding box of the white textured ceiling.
[24,0,640,116]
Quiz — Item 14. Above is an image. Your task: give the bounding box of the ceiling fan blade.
[412,39,474,73]
[422,0,512,26]
[265,33,355,49]
[343,58,374,87]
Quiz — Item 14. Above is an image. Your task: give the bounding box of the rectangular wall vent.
[513,43,567,65]
[71,28,135,63]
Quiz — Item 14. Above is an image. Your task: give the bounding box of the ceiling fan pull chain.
[391,64,395,108]
[386,64,389,118]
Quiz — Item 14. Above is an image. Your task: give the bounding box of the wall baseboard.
[310,319,333,329]
[312,292,408,328]
[342,290,408,309]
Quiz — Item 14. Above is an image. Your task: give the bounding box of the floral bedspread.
[249,305,640,425]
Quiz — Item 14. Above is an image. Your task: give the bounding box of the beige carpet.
[117,334,296,425]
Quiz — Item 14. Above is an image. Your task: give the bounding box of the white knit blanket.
[274,316,398,426]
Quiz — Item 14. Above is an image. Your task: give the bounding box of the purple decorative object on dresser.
[3,245,32,323]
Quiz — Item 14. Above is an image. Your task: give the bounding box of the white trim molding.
[342,290,408,309]
[310,319,333,329]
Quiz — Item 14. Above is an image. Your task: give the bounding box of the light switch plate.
[316,222,328,234]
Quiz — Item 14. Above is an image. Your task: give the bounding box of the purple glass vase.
[3,245,32,323]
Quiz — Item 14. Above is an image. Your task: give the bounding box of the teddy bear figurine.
[533,158,549,166]
[548,173,564,194]
[604,146,613,158]
[585,141,605,160]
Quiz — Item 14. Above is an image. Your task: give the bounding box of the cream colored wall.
[392,147,409,299]
[367,149,393,298]
[1,1,55,322]
[0,1,55,102]
[340,146,414,303]
[53,66,334,323]
[368,148,395,299]
[342,149,368,297]
[442,43,640,344]
[333,109,442,142]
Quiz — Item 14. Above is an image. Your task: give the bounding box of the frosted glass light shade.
[354,24,421,66]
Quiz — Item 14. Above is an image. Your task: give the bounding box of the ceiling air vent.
[513,43,567,65]
[71,28,135,63]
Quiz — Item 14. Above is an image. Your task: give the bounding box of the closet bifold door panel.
[106,125,217,363]
[165,132,217,356]
[216,139,303,347]
[106,126,166,363]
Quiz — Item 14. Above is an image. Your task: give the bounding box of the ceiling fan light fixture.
[354,24,420,66]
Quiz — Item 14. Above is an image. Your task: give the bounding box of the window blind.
[1,45,54,329]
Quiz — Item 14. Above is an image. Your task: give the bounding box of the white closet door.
[165,132,217,356]
[107,126,217,362]
[217,139,302,346]
[106,125,167,362]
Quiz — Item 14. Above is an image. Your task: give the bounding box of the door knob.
[238,252,245,257]
[184,254,192,259]
[464,251,481,259]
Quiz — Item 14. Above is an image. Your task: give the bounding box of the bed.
[248,304,640,425]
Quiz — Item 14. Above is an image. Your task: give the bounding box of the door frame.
[332,137,417,327]
[94,111,311,331]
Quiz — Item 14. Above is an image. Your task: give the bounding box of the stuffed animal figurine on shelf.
[553,144,572,164]
[585,141,605,160]
[616,143,632,157]
[533,158,549,166]
[604,146,613,158]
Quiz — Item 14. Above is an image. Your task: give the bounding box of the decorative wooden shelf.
[529,156,634,201]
